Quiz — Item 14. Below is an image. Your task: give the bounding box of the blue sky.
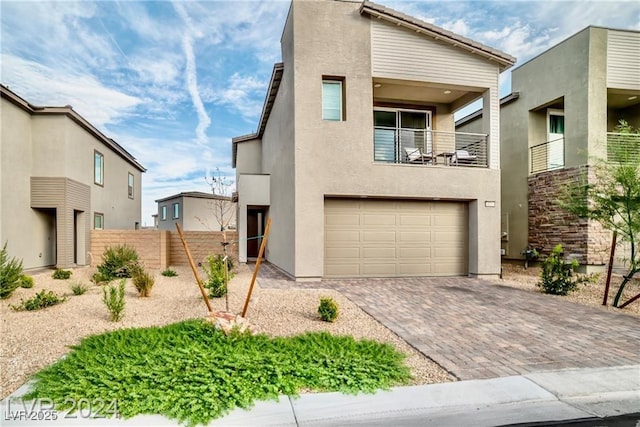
[1,0,638,226]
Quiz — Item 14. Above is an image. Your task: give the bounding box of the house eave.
[360,1,516,71]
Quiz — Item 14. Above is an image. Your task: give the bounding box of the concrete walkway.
[3,365,639,426]
[257,264,640,380]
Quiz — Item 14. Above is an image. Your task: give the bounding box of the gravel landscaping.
[0,264,453,400]
[497,261,640,317]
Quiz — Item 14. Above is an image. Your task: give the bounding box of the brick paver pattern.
[256,264,640,380]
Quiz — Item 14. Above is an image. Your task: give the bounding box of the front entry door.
[247,209,266,258]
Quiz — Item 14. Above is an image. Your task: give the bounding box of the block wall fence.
[90,230,238,270]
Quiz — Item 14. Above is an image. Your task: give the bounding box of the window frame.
[161,206,167,221]
[322,77,345,121]
[94,150,104,186]
[94,212,104,230]
[128,172,134,199]
[172,202,180,219]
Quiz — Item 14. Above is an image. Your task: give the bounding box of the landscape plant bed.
[24,320,411,426]
[498,261,640,317]
[1,265,452,401]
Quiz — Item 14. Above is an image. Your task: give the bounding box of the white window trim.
[322,79,344,121]
[172,203,180,219]
[161,206,167,221]
[94,151,104,186]
[128,173,134,199]
[94,213,104,230]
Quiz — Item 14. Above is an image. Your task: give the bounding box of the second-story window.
[161,206,167,221]
[173,203,180,219]
[322,78,344,121]
[128,173,134,199]
[94,151,104,186]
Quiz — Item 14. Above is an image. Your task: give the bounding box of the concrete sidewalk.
[2,365,639,426]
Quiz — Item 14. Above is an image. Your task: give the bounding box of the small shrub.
[102,280,126,322]
[97,245,139,280]
[537,244,595,296]
[131,265,155,297]
[12,290,66,311]
[70,281,89,296]
[20,275,34,289]
[52,269,72,280]
[318,297,339,322]
[161,268,178,277]
[91,271,111,285]
[0,242,23,299]
[202,254,235,298]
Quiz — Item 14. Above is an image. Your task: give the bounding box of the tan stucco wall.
[287,0,501,279]
[237,174,270,263]
[235,139,262,175]
[1,97,143,269]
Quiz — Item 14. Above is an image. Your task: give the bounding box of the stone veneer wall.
[528,166,610,265]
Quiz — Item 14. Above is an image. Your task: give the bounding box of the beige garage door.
[324,199,468,277]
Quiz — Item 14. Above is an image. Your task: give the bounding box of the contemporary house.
[155,191,236,231]
[0,85,145,269]
[457,27,640,269]
[233,0,515,280]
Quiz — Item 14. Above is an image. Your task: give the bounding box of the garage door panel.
[398,231,431,242]
[399,215,431,226]
[326,230,360,242]
[325,214,360,226]
[363,231,396,242]
[399,263,432,275]
[399,247,431,258]
[325,247,360,259]
[363,247,396,258]
[362,263,397,275]
[325,199,467,277]
[325,264,360,276]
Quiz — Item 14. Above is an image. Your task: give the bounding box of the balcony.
[607,132,640,164]
[373,128,489,167]
[530,138,565,174]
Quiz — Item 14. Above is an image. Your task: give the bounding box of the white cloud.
[440,19,471,37]
[173,1,212,146]
[206,73,268,121]
[1,54,141,128]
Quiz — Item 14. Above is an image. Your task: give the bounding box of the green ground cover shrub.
[70,281,89,296]
[0,242,23,299]
[12,290,66,311]
[25,320,410,426]
[20,275,34,289]
[52,269,72,280]
[161,268,178,277]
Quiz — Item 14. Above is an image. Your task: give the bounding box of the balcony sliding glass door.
[374,109,431,163]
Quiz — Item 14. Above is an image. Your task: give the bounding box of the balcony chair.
[404,147,434,165]
[452,149,477,165]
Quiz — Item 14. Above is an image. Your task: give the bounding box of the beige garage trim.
[324,199,468,277]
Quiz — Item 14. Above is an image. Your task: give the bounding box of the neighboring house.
[232,0,515,280]
[0,85,145,269]
[456,27,640,269]
[155,191,236,232]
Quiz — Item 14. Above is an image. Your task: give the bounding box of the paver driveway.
[257,264,640,380]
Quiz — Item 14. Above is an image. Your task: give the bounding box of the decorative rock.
[206,311,256,335]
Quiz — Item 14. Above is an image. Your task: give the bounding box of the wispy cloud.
[204,73,268,121]
[173,1,211,146]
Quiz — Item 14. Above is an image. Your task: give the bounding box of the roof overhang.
[231,63,283,168]
[360,1,516,71]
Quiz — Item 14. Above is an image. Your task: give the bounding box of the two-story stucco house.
[155,191,236,232]
[0,85,146,270]
[232,0,515,280]
[457,27,640,270]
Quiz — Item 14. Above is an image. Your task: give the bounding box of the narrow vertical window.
[94,151,104,185]
[173,203,180,219]
[161,206,167,221]
[94,213,104,230]
[322,79,344,121]
[128,173,134,199]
